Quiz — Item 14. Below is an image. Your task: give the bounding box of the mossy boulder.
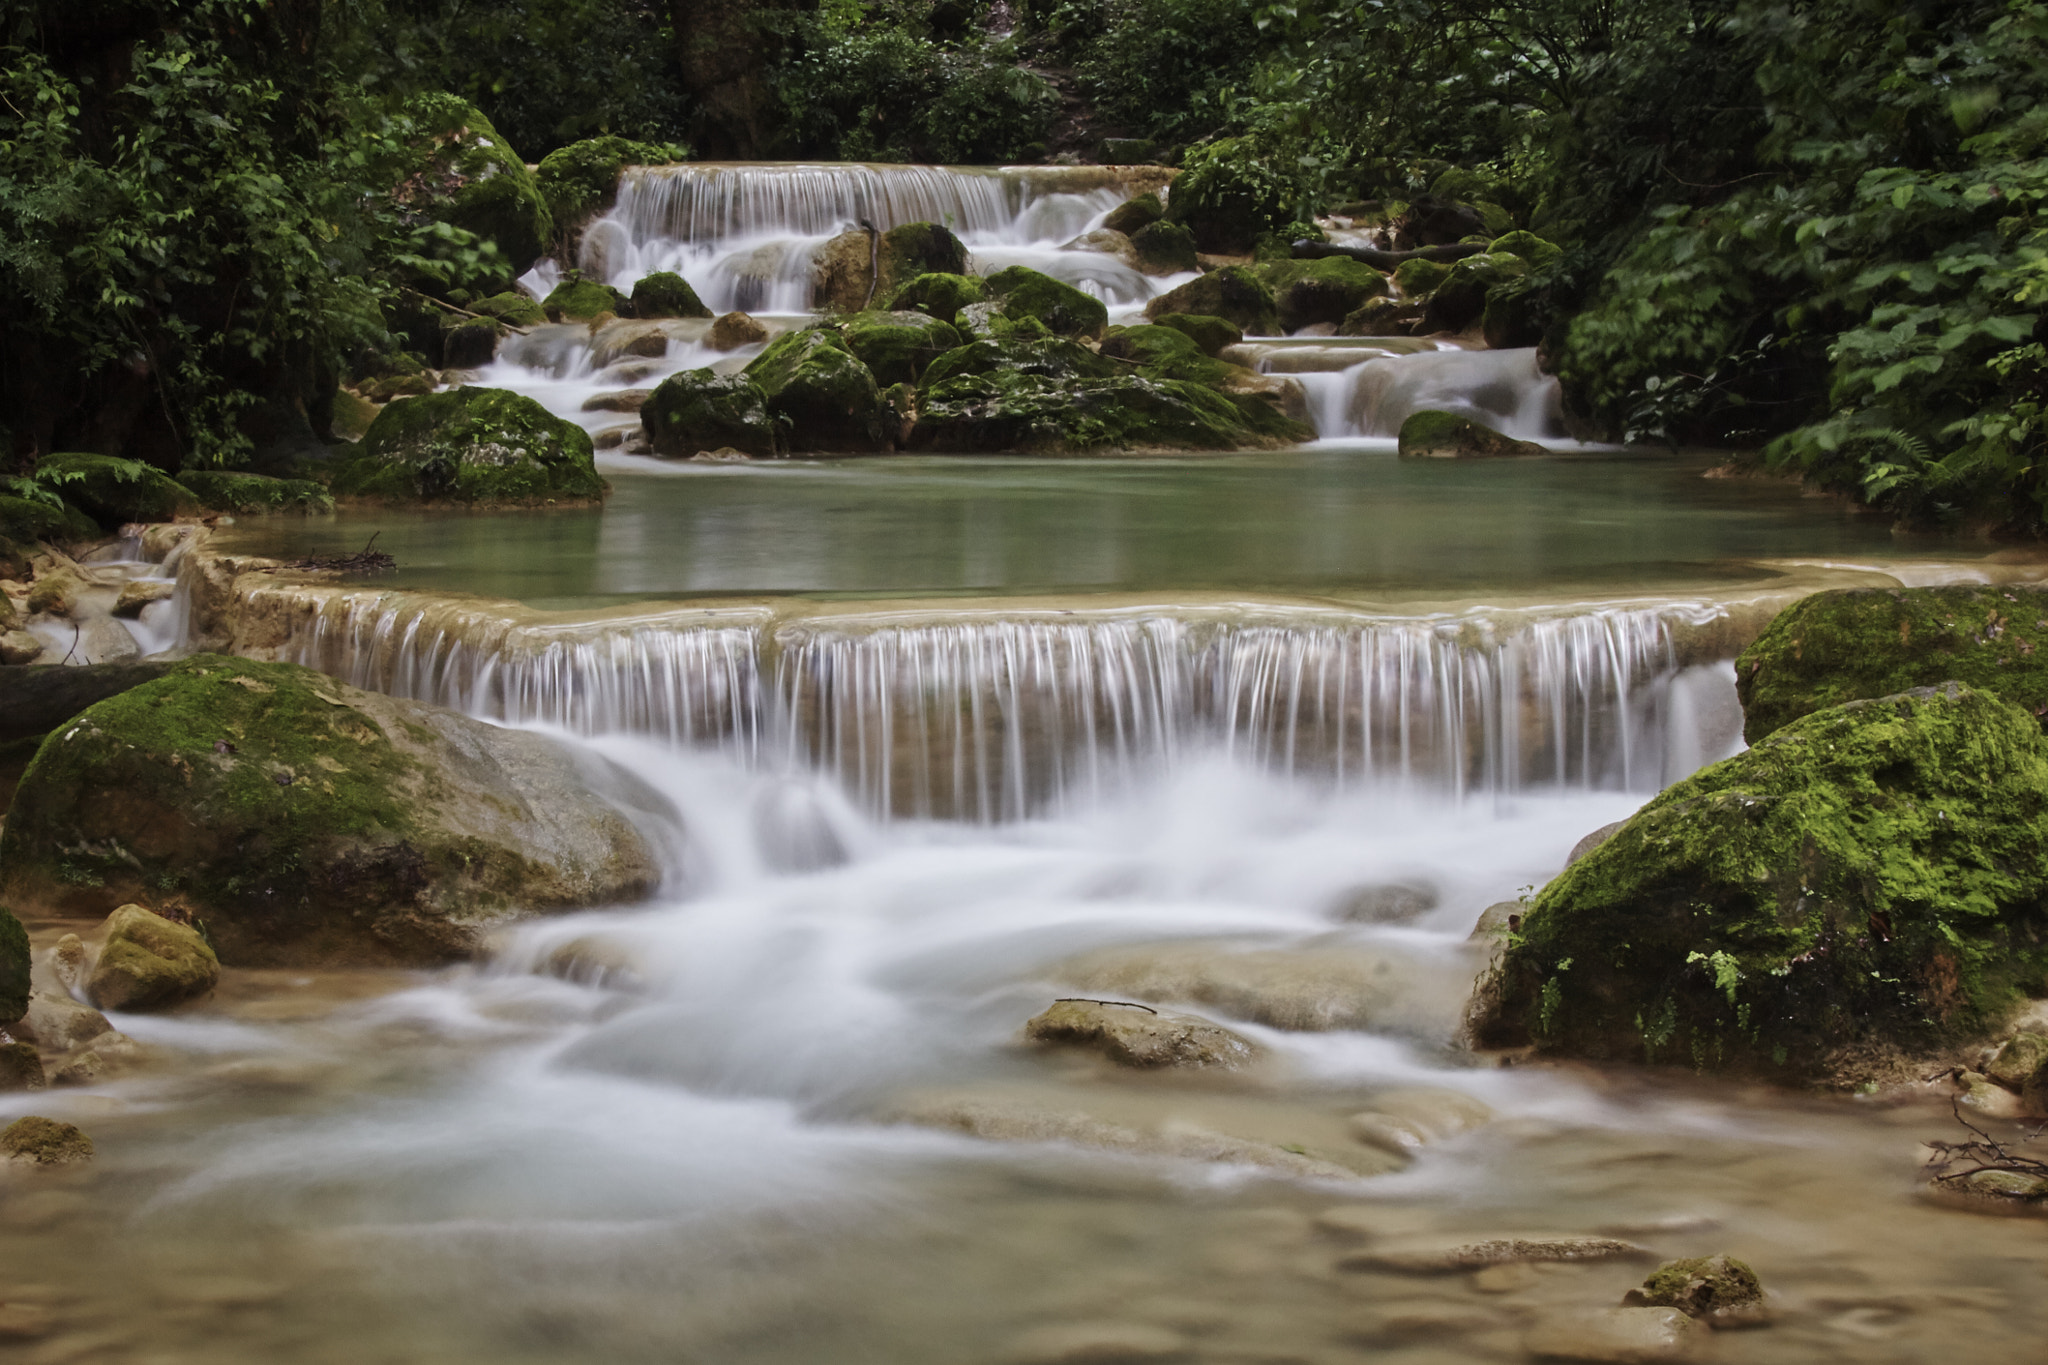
[0,1115,91,1165]
[1102,192,1165,236]
[178,472,334,516]
[0,655,666,967]
[32,454,198,528]
[876,223,969,299]
[882,272,987,324]
[1149,313,1243,356]
[439,314,506,368]
[1270,257,1389,333]
[1100,325,1228,384]
[1469,683,2048,1077]
[1393,258,1454,297]
[1397,410,1547,459]
[1424,251,1530,332]
[1023,999,1257,1070]
[1624,1256,1766,1324]
[534,135,687,226]
[830,311,964,386]
[1166,137,1288,254]
[641,370,780,457]
[1341,296,1427,337]
[0,495,98,546]
[911,371,1307,454]
[629,271,711,320]
[921,336,1118,389]
[742,329,886,452]
[983,266,1110,341]
[1144,267,1279,336]
[86,904,219,1011]
[0,906,25,1025]
[1487,230,1563,270]
[1737,585,2048,745]
[335,387,603,505]
[397,94,552,275]
[955,303,1056,343]
[1130,220,1199,276]
[543,272,631,323]
[470,292,547,328]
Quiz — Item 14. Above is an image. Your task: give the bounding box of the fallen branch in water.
[1923,1098,2048,1186]
[266,533,396,575]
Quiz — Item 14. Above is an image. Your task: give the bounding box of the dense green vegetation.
[2,0,2044,528]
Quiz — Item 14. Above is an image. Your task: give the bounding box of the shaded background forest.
[4,0,2046,530]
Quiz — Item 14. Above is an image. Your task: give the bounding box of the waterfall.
[1239,344,1569,443]
[272,595,1743,820]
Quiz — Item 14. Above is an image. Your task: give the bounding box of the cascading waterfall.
[1238,342,1569,443]
[272,592,1742,819]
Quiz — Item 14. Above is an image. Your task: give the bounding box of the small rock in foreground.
[0,1040,45,1091]
[1346,1087,1493,1155]
[0,1114,93,1165]
[1524,1306,1700,1363]
[87,904,220,1012]
[1622,1254,1768,1327]
[1023,998,1257,1069]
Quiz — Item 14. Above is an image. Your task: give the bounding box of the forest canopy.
[2,0,2044,529]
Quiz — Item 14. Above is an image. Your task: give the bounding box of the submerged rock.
[335,386,604,504]
[0,654,667,967]
[31,453,198,528]
[1523,1307,1701,1363]
[1144,267,1279,336]
[1345,1087,1493,1156]
[1469,684,2048,1075]
[1736,584,2048,744]
[86,904,219,1011]
[642,371,780,458]
[1023,999,1258,1069]
[0,1115,92,1165]
[1397,411,1548,459]
[1623,1255,1767,1326]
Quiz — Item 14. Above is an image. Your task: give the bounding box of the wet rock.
[50,1030,142,1085]
[1023,999,1258,1069]
[831,311,964,387]
[1958,1070,2025,1119]
[1129,221,1198,276]
[1623,1254,1767,1327]
[876,222,969,299]
[1396,411,1547,459]
[1144,267,1279,336]
[0,654,668,968]
[642,370,780,458]
[1058,940,1467,1035]
[1985,1031,2048,1088]
[542,272,630,323]
[1148,313,1242,357]
[334,386,604,505]
[580,389,653,414]
[87,904,220,1011]
[1469,900,1524,941]
[1523,1307,1700,1362]
[1925,1166,2048,1215]
[1568,821,1625,865]
[0,1040,45,1091]
[1265,257,1390,333]
[25,569,83,617]
[984,265,1110,342]
[899,1097,1358,1179]
[1341,1236,1649,1274]
[1338,296,1427,338]
[48,935,87,995]
[1099,325,1227,384]
[71,616,141,665]
[910,369,1305,455]
[1345,1087,1492,1156]
[1331,881,1437,923]
[1421,252,1529,334]
[20,992,111,1052]
[1004,1321,1190,1365]
[1102,193,1164,236]
[628,271,711,320]
[880,272,987,325]
[812,229,876,312]
[708,311,770,351]
[1470,684,2048,1075]
[0,1115,93,1165]
[0,630,41,665]
[1736,582,2048,744]
[742,329,887,452]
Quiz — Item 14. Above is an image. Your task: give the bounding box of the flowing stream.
[6,164,2048,1365]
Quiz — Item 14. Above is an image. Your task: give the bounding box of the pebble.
[1523,1306,1700,1362]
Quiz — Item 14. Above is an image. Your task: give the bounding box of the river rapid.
[5,164,2048,1365]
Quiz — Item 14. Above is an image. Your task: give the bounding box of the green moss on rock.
[1397,410,1547,459]
[1624,1256,1765,1323]
[629,271,711,320]
[911,370,1302,455]
[876,223,969,299]
[1470,683,2048,1077]
[0,495,98,546]
[1393,258,1453,297]
[921,336,1118,389]
[1425,251,1530,332]
[641,370,779,457]
[830,311,964,386]
[0,655,661,966]
[178,472,333,516]
[543,272,631,323]
[882,272,987,324]
[982,266,1110,341]
[1100,325,1229,384]
[335,387,602,505]
[0,906,25,1025]
[0,1115,91,1165]
[1144,267,1279,336]
[1488,230,1563,270]
[1271,257,1389,333]
[1130,220,1199,275]
[1166,137,1288,254]
[535,136,687,226]
[742,330,886,452]
[470,292,547,328]
[399,94,553,275]
[1737,584,2048,745]
[32,454,198,528]
[87,904,219,1011]
[1149,313,1243,356]
[1102,192,1164,237]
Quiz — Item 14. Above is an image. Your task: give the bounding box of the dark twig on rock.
[1924,1097,2048,1185]
[1054,997,1158,1015]
[266,532,396,576]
